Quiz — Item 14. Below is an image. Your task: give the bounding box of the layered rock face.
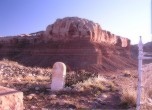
[0,17,136,72]
[45,17,130,48]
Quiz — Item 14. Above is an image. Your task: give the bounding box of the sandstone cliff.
[0,17,136,72]
[45,17,130,48]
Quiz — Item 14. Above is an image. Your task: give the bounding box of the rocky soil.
[0,59,141,109]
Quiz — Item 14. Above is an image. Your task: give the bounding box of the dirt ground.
[0,60,151,109]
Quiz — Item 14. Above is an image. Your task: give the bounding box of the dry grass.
[142,64,152,109]
[147,89,152,100]
[1,58,51,71]
[73,75,116,95]
[120,87,137,107]
[0,59,52,92]
[113,64,152,109]
[0,59,151,109]
[120,63,152,109]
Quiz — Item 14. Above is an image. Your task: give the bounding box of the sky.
[0,0,151,44]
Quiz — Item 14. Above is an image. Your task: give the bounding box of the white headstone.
[51,62,66,91]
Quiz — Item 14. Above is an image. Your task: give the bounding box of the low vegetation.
[120,87,137,107]
[0,59,151,109]
[73,75,115,94]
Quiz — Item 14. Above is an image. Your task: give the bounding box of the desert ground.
[0,59,151,110]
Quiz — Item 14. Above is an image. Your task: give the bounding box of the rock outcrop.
[45,17,130,49]
[0,17,136,72]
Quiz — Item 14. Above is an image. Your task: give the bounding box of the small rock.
[26,94,36,100]
[6,84,10,87]
[58,100,65,106]
[63,87,72,91]
[46,88,51,92]
[31,105,37,109]
[35,87,40,91]
[147,98,152,104]
[124,73,131,77]
[40,92,44,95]
[15,78,21,82]
[68,104,77,109]
[26,95,33,100]
[28,74,33,77]
[48,94,57,99]
[100,94,108,99]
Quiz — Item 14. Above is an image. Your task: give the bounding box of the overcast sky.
[0,0,151,44]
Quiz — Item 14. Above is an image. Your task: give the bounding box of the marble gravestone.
[51,62,66,91]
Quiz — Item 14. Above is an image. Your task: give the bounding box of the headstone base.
[0,86,23,110]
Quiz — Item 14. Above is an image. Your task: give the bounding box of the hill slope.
[131,41,152,64]
[0,17,137,72]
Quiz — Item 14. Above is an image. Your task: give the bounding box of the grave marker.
[51,62,66,91]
